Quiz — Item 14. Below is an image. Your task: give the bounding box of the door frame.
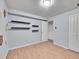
[69,13,79,52]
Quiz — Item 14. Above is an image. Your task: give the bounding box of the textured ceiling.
[6,0,79,18]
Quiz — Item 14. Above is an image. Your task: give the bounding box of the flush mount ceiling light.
[40,0,54,8]
[43,0,51,7]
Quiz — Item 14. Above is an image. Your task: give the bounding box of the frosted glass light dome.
[40,0,54,8]
[43,1,51,7]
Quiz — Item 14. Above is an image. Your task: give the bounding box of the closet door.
[42,21,48,41]
[69,14,79,52]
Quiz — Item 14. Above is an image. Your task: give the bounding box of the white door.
[69,14,79,52]
[42,21,48,41]
[0,0,8,59]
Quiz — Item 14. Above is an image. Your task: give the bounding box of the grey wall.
[8,15,42,49]
[48,8,79,48]
[0,0,8,59]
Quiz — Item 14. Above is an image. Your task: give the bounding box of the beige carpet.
[6,41,79,59]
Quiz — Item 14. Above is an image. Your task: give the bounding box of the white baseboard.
[54,41,68,49]
[9,40,48,50]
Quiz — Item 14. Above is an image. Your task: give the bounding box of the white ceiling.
[6,0,79,18]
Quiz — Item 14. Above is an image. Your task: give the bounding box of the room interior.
[0,0,79,59]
